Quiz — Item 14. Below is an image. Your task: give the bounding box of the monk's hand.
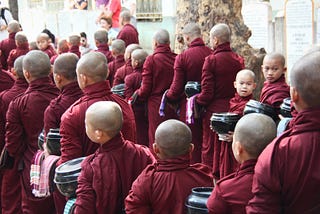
[167,99,179,112]
[128,91,138,105]
[225,132,234,143]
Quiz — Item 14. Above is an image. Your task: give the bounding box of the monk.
[247,50,320,213]
[195,23,244,176]
[136,29,178,146]
[117,10,139,47]
[0,20,20,70]
[50,38,69,64]
[74,101,154,213]
[94,29,114,63]
[107,39,126,86]
[113,43,141,86]
[68,33,81,58]
[4,50,59,214]
[7,31,29,71]
[125,119,213,213]
[124,49,149,146]
[58,51,136,165]
[0,68,14,93]
[207,113,276,213]
[37,33,57,59]
[259,52,290,115]
[0,56,27,214]
[166,22,212,164]
[219,69,256,178]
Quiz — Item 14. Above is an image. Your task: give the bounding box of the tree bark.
[175,0,265,99]
[9,0,19,21]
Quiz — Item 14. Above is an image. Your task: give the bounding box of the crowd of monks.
[0,10,320,214]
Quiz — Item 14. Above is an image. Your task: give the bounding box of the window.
[136,0,162,21]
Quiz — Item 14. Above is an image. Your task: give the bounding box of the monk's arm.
[124,75,134,99]
[207,186,229,213]
[137,57,153,99]
[43,105,59,135]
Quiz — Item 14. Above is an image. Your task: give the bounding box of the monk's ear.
[23,70,30,80]
[252,82,257,90]
[95,129,103,140]
[189,143,194,153]
[290,86,299,103]
[153,143,159,154]
[233,81,237,89]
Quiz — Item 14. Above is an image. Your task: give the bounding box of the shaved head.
[94,29,108,44]
[131,49,148,66]
[37,33,50,41]
[15,32,28,45]
[77,52,108,81]
[111,39,126,54]
[290,51,320,108]
[8,20,21,33]
[23,50,51,78]
[54,53,79,80]
[182,23,201,38]
[234,113,276,158]
[57,39,69,53]
[14,55,25,79]
[155,119,192,158]
[263,52,286,67]
[86,101,123,136]
[236,69,255,81]
[120,10,131,22]
[210,23,230,43]
[153,29,170,45]
[69,34,81,46]
[124,43,142,61]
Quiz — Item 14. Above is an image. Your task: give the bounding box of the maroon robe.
[196,42,244,175]
[0,69,14,93]
[95,43,114,63]
[42,45,57,60]
[124,67,148,146]
[125,154,213,214]
[166,37,212,164]
[74,134,154,214]
[247,108,320,213]
[0,78,28,214]
[5,76,59,214]
[68,45,81,58]
[108,55,125,86]
[0,32,17,70]
[219,93,252,178]
[207,159,256,214]
[117,24,139,47]
[137,44,178,146]
[43,81,83,135]
[58,80,136,165]
[7,43,29,71]
[113,59,133,86]
[50,49,69,65]
[259,74,290,113]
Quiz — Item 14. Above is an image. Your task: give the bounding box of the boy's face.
[37,38,49,51]
[262,57,286,83]
[131,58,138,68]
[234,74,256,97]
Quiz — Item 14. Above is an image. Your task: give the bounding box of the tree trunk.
[9,0,19,21]
[175,0,265,99]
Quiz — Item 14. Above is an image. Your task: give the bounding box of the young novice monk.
[74,101,154,213]
[219,69,256,178]
[259,52,290,114]
[68,33,81,58]
[94,29,114,63]
[125,119,213,214]
[207,113,276,213]
[50,39,69,64]
[37,33,56,59]
[108,39,126,86]
[7,31,29,71]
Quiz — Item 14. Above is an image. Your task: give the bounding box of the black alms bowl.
[185,81,201,98]
[186,187,213,214]
[280,97,292,118]
[243,100,278,121]
[46,128,61,156]
[38,130,45,150]
[54,157,86,198]
[210,112,241,135]
[111,83,125,97]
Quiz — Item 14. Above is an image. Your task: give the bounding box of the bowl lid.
[55,157,85,181]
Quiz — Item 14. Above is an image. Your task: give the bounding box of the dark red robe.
[219,93,252,178]
[42,45,57,60]
[166,37,212,164]
[247,108,320,213]
[137,44,178,146]
[0,32,16,70]
[207,159,256,214]
[117,24,139,47]
[196,42,244,175]
[5,76,59,214]
[68,45,81,58]
[74,134,154,214]
[58,80,136,165]
[95,43,114,63]
[0,78,28,214]
[108,55,125,86]
[7,43,29,71]
[124,67,148,146]
[113,59,133,86]
[0,69,14,93]
[125,154,213,214]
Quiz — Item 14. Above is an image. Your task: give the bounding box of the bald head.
[131,49,148,66]
[69,34,81,46]
[234,113,276,158]
[236,69,255,81]
[86,101,123,135]
[120,10,131,22]
[290,51,320,108]
[7,20,21,33]
[54,53,79,80]
[124,43,142,61]
[210,23,231,44]
[94,29,108,44]
[57,39,69,53]
[37,33,50,41]
[263,52,286,67]
[155,119,192,158]
[153,29,170,45]
[77,52,108,81]
[15,32,28,46]
[111,39,126,55]
[23,50,51,78]
[182,23,201,39]
[14,55,25,79]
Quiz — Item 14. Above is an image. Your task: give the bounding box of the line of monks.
[0,16,319,214]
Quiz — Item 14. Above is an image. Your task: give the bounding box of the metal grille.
[28,0,64,11]
[136,0,162,21]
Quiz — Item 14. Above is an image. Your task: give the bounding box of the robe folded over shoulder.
[95,43,114,63]
[207,159,256,214]
[108,55,125,86]
[74,134,155,214]
[117,24,139,47]
[7,43,29,71]
[125,154,213,214]
[0,32,17,70]
[247,108,320,213]
[58,80,136,165]
[113,59,133,86]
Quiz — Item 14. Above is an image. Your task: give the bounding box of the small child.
[125,119,213,213]
[259,52,290,114]
[124,49,148,146]
[7,31,29,71]
[107,39,126,86]
[207,113,276,213]
[68,33,81,58]
[74,101,154,213]
[94,28,114,63]
[37,33,57,59]
[50,39,69,64]
[219,69,256,178]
